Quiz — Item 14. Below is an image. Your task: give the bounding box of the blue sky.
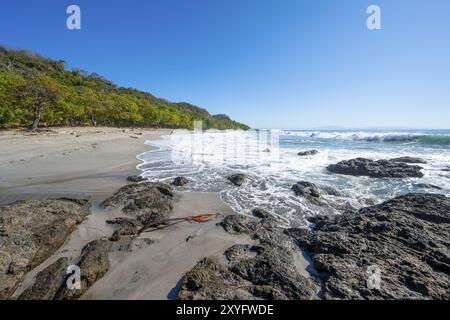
[1,0,449,129]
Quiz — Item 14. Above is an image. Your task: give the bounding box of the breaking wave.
[282,131,450,144]
[138,129,450,227]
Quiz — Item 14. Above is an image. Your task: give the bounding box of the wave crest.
[281,131,450,144]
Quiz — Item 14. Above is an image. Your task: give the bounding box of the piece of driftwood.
[137,213,217,235]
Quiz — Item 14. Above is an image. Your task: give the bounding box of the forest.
[0,46,249,131]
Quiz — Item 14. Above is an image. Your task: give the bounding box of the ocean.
[137,129,450,227]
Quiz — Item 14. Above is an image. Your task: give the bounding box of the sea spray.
[137,129,450,226]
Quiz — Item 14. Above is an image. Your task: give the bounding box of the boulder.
[292,181,321,199]
[0,198,89,299]
[18,236,154,300]
[327,158,424,178]
[19,257,70,300]
[292,181,342,203]
[179,213,319,300]
[172,177,189,187]
[56,239,111,300]
[110,225,137,241]
[105,217,141,229]
[298,150,319,156]
[217,214,257,235]
[126,175,146,183]
[251,208,270,219]
[227,174,247,187]
[101,182,174,224]
[294,193,450,300]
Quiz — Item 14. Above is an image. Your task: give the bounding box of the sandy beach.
[0,127,265,299]
[1,127,448,301]
[0,127,170,204]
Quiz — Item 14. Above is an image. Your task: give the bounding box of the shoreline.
[0,127,171,204]
[1,127,267,300]
[0,127,448,300]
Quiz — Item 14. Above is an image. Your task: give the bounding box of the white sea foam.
[137,129,450,227]
[281,130,450,143]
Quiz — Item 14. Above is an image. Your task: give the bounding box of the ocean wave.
[281,131,450,144]
[138,130,450,226]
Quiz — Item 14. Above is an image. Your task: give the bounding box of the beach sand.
[1,127,265,299]
[0,127,169,204]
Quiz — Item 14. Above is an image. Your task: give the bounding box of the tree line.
[0,46,249,131]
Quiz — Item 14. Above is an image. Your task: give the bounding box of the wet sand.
[1,127,270,300]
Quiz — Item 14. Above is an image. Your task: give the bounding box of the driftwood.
[137,213,217,235]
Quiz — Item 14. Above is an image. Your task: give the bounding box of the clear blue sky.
[1,0,449,129]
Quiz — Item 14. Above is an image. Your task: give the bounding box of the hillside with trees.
[0,46,249,131]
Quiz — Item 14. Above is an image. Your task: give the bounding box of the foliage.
[0,46,249,130]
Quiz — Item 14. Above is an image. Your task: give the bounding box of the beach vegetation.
[0,46,249,130]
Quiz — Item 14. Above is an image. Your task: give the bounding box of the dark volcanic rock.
[292,181,321,199]
[56,239,112,300]
[110,225,137,241]
[217,214,257,235]
[106,217,141,229]
[298,150,319,156]
[390,156,427,164]
[172,176,189,187]
[19,257,70,300]
[227,174,247,187]
[251,208,270,219]
[292,181,343,205]
[126,175,146,183]
[18,235,153,300]
[101,182,174,224]
[0,198,89,299]
[295,193,450,300]
[106,217,141,241]
[327,158,424,178]
[177,257,254,300]
[179,214,319,300]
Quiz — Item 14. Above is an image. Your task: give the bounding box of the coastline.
[1,127,267,299]
[0,127,448,300]
[0,127,170,204]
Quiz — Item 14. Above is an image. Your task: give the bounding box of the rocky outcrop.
[389,157,427,164]
[292,181,321,201]
[217,214,257,235]
[110,225,137,241]
[106,217,141,241]
[327,158,424,178]
[291,193,450,300]
[127,175,146,183]
[298,150,319,156]
[227,174,247,187]
[178,214,319,300]
[251,208,270,219]
[172,177,189,187]
[18,257,70,300]
[101,182,174,224]
[56,239,111,300]
[0,198,89,299]
[291,181,342,206]
[18,235,154,300]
